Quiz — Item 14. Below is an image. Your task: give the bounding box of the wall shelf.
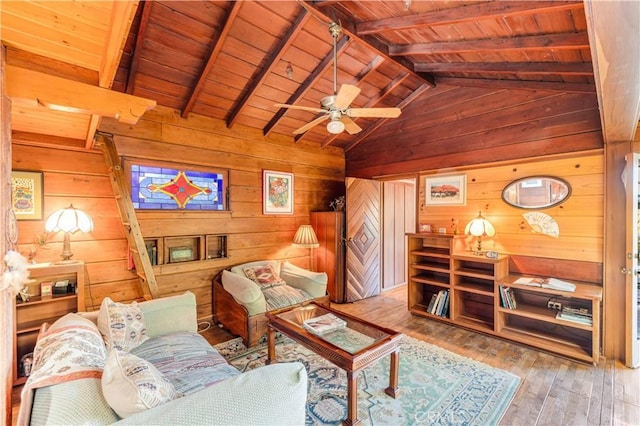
[14,262,86,385]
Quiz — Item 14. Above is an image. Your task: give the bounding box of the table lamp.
[45,204,93,262]
[292,224,319,271]
[464,211,495,255]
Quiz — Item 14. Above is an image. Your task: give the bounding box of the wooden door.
[383,180,415,291]
[625,153,640,368]
[345,177,381,302]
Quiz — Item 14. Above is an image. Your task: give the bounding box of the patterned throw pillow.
[98,297,149,352]
[243,264,286,289]
[102,349,181,418]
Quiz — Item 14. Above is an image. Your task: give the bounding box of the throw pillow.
[98,297,149,352]
[243,264,286,289]
[230,260,281,278]
[102,349,181,418]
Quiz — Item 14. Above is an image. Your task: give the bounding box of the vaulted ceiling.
[2,1,639,153]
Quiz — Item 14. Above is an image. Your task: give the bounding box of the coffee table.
[266,302,403,426]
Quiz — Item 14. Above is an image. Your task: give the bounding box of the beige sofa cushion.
[221,270,267,315]
[280,261,328,298]
[139,291,197,338]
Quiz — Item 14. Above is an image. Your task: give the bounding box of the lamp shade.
[464,211,496,238]
[45,204,93,234]
[292,225,319,248]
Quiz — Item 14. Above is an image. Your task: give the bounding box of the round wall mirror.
[502,176,571,209]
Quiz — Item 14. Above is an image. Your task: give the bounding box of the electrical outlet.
[547,300,562,310]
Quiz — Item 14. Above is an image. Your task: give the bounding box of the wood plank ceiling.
[111,0,594,151]
[2,1,638,153]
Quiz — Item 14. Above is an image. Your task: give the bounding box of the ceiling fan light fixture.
[327,119,345,134]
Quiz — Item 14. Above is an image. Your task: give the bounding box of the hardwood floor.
[12,286,640,425]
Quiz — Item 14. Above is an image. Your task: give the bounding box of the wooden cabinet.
[497,275,602,364]
[407,233,601,363]
[311,212,345,303]
[407,233,452,316]
[451,254,509,333]
[14,262,86,385]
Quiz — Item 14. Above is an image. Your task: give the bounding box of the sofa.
[17,291,308,425]
[213,260,331,347]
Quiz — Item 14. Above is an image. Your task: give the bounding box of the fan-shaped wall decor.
[523,212,559,238]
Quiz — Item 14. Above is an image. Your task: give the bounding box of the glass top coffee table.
[266,302,403,426]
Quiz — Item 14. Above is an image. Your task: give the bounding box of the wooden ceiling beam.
[7,65,156,125]
[345,83,432,152]
[227,9,310,128]
[11,131,86,150]
[299,1,435,87]
[321,72,409,148]
[101,0,140,89]
[437,77,596,94]
[125,1,152,95]
[263,36,352,137]
[357,1,583,35]
[415,62,593,76]
[182,1,243,118]
[391,32,590,56]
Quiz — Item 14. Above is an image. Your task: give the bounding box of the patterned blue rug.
[215,335,520,425]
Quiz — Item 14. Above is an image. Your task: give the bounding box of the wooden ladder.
[93,131,158,300]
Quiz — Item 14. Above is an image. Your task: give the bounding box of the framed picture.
[168,246,195,263]
[425,174,467,206]
[263,170,294,215]
[11,170,44,220]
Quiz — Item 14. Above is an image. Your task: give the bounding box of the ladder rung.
[114,194,123,200]
[136,273,147,281]
[130,248,139,254]
[122,222,131,228]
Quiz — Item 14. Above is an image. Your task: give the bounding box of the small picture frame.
[40,281,53,297]
[168,246,195,263]
[420,224,432,233]
[11,170,44,220]
[263,170,294,215]
[425,174,467,206]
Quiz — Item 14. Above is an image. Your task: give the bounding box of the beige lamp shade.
[45,204,93,261]
[464,211,495,254]
[292,225,319,248]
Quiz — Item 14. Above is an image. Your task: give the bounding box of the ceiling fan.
[275,22,401,136]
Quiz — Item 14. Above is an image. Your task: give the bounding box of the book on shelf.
[513,277,576,292]
[499,286,516,309]
[556,311,593,325]
[426,293,438,313]
[430,291,443,315]
[439,290,450,318]
[303,313,347,335]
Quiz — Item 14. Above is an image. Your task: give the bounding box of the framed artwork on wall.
[425,174,467,206]
[263,170,294,215]
[11,170,44,220]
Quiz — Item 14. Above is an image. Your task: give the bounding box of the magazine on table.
[303,313,347,335]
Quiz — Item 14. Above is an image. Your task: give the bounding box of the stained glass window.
[129,163,227,211]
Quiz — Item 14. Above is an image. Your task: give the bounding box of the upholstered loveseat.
[213,260,330,347]
[18,291,307,425]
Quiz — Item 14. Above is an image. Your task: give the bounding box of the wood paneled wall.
[13,106,345,320]
[345,85,603,178]
[418,152,603,265]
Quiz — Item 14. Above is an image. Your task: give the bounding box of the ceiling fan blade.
[274,103,326,114]
[334,84,361,109]
[342,116,362,135]
[346,107,402,118]
[292,115,329,135]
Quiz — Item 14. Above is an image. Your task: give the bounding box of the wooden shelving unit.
[14,262,86,385]
[407,233,602,363]
[497,275,602,363]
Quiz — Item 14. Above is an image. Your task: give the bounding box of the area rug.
[215,335,520,425]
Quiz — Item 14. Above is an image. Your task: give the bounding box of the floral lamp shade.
[45,205,93,261]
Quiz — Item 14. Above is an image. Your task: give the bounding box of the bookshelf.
[407,233,602,363]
